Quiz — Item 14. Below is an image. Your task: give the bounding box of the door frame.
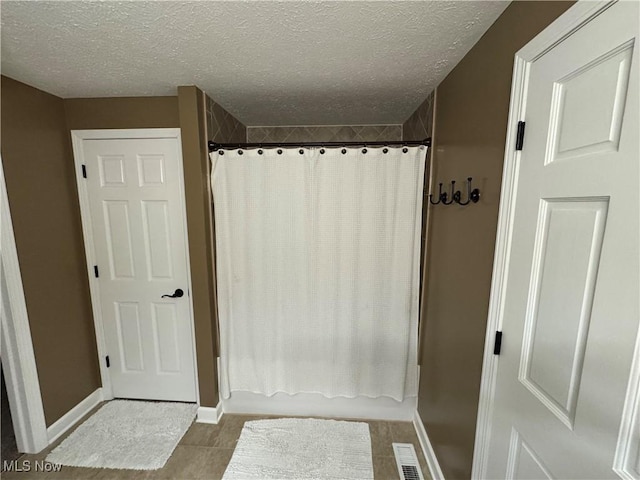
[70,128,199,403]
[471,1,631,478]
[0,154,49,453]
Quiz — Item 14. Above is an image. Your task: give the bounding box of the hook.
[429,183,444,205]
[456,177,480,205]
[429,178,480,206]
[441,181,456,205]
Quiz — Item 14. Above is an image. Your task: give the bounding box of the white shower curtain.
[210,145,426,402]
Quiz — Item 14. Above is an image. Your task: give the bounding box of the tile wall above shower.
[402,92,434,142]
[247,125,402,143]
[206,96,246,143]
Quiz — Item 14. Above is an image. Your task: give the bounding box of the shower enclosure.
[210,142,428,419]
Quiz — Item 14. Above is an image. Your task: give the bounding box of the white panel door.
[79,134,196,402]
[485,2,639,478]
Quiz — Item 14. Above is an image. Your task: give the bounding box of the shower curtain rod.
[208,138,431,152]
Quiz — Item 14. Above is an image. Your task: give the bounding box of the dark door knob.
[161,288,184,299]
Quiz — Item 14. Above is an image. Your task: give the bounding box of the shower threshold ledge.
[221,391,417,421]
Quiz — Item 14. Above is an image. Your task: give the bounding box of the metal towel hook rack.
[442,180,456,205]
[428,177,480,206]
[429,183,445,205]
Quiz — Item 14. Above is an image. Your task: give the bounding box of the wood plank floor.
[2,411,431,480]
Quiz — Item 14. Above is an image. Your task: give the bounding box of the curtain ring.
[320,148,325,154]
[402,147,408,153]
[299,149,304,155]
[257,149,263,155]
[362,148,367,154]
[341,148,347,154]
[219,150,225,155]
[383,148,388,154]
[277,149,283,155]
[238,150,243,155]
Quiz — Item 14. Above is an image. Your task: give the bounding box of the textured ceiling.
[1,1,509,126]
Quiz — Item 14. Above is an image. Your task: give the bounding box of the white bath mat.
[46,400,196,470]
[222,418,374,479]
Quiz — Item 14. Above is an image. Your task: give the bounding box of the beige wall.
[1,76,101,426]
[65,97,179,130]
[2,77,243,415]
[177,87,247,407]
[65,92,228,406]
[177,86,219,406]
[414,2,574,478]
[67,89,246,407]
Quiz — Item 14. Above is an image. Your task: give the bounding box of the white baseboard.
[197,403,223,424]
[47,388,103,445]
[222,392,416,421]
[413,410,445,480]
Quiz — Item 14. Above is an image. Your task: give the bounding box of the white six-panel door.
[480,2,639,478]
[73,130,197,402]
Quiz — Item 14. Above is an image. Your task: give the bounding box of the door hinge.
[515,121,526,151]
[81,164,87,178]
[93,265,99,278]
[494,331,503,355]
[105,355,110,368]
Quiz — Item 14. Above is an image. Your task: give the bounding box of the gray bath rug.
[46,400,196,470]
[222,417,374,479]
